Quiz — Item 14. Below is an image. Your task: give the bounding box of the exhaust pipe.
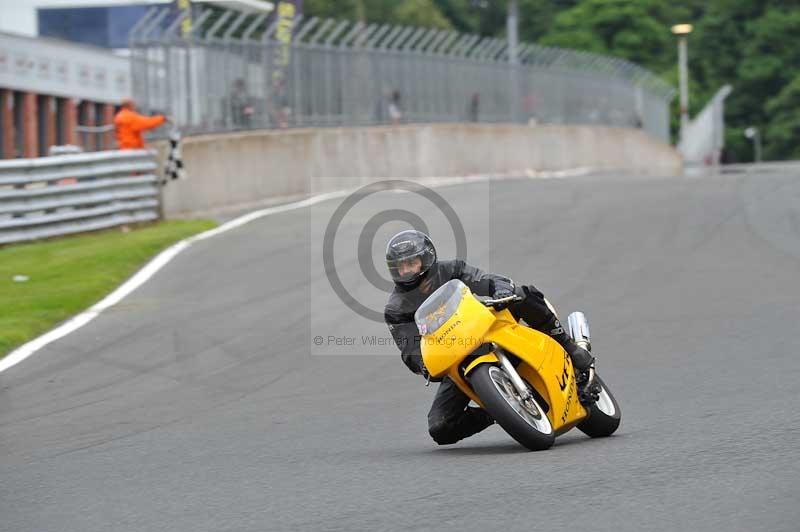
[568,312,596,389]
[567,311,591,352]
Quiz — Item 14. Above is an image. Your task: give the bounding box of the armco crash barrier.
[0,150,160,245]
[160,124,682,217]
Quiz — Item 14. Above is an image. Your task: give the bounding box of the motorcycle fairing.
[419,281,588,432]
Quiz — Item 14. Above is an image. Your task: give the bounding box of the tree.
[764,74,800,160]
[303,0,360,20]
[305,0,453,29]
[694,3,800,160]
[517,0,579,43]
[431,0,495,35]
[393,0,454,29]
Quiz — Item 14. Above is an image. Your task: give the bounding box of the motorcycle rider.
[384,230,598,446]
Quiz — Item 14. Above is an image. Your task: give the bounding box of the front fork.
[495,348,533,402]
[492,310,597,399]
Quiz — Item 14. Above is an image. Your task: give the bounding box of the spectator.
[113,99,167,150]
[375,87,391,123]
[388,90,403,125]
[523,93,538,124]
[267,78,290,129]
[720,147,737,165]
[230,78,255,128]
[468,92,480,122]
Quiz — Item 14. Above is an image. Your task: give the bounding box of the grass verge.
[0,220,217,359]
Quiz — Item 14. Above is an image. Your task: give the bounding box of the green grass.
[0,220,217,358]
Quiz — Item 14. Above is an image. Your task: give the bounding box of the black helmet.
[386,230,437,287]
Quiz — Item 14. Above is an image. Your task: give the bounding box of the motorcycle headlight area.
[414,279,468,336]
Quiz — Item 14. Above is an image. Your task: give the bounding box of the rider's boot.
[543,316,599,406]
[575,360,601,406]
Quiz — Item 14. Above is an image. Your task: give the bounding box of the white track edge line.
[0,169,593,374]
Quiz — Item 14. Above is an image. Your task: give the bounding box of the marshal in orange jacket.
[113,107,166,150]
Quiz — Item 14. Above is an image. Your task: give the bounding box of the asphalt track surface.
[2,171,800,532]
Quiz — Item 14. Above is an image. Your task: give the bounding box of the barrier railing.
[130,6,674,142]
[0,150,160,245]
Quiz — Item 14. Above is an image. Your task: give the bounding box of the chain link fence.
[130,7,674,142]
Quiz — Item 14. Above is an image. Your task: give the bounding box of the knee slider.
[428,418,459,445]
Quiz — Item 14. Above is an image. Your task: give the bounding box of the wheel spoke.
[488,366,552,435]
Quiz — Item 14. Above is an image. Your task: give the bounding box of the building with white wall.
[0,0,273,38]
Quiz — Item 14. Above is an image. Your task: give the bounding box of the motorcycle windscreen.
[415,279,496,377]
[414,279,466,336]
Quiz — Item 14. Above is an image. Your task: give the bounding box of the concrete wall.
[161,123,682,217]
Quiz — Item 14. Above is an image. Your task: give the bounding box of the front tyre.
[469,364,555,451]
[577,375,621,438]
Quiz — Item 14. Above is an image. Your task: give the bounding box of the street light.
[671,23,693,144]
[468,1,518,63]
[507,0,520,122]
[744,126,762,163]
[507,0,519,65]
[471,0,521,121]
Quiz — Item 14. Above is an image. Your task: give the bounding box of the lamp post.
[507,0,519,65]
[470,0,521,121]
[671,23,693,144]
[508,0,520,122]
[744,127,762,163]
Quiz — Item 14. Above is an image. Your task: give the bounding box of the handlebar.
[479,294,524,308]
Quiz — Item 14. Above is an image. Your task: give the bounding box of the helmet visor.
[387,252,427,284]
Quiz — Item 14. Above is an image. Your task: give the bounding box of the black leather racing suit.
[384,259,588,446]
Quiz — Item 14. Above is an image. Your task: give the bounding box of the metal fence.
[0,151,160,245]
[130,7,674,142]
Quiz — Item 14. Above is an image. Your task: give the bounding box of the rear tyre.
[469,364,555,451]
[577,375,621,438]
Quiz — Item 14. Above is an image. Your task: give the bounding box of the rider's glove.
[492,276,515,298]
[493,287,514,299]
[492,278,516,310]
[405,353,429,378]
[419,361,430,380]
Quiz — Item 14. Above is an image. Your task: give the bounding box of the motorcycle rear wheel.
[470,364,555,451]
[577,375,621,438]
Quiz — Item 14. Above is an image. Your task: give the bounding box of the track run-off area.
[2,170,799,531]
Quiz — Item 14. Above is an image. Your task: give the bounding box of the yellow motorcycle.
[415,279,620,451]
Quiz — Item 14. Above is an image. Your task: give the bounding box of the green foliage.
[394,0,453,29]
[432,0,490,35]
[516,0,573,42]
[303,0,360,20]
[764,74,800,160]
[305,0,452,28]
[539,0,692,71]
[695,4,800,160]
[534,0,800,160]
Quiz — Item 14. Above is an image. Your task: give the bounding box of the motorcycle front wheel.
[469,364,555,451]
